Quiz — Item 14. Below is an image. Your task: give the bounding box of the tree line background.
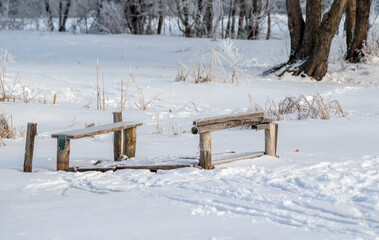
[0,0,315,38]
[0,0,378,81]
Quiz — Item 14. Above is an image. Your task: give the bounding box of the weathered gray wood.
[67,164,198,173]
[274,123,278,154]
[212,152,264,166]
[199,132,212,169]
[192,118,268,134]
[57,137,70,171]
[193,112,264,127]
[23,123,37,172]
[123,127,137,158]
[256,124,270,130]
[51,122,142,139]
[265,123,277,156]
[113,112,123,161]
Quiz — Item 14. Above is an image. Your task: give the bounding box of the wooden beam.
[265,123,277,157]
[113,112,122,161]
[199,132,212,169]
[57,135,70,171]
[23,123,37,172]
[192,118,266,134]
[212,152,264,166]
[51,122,142,139]
[193,112,264,127]
[67,164,198,173]
[123,127,137,158]
[255,124,270,130]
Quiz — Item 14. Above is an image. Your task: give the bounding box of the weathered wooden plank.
[51,121,142,139]
[67,164,198,173]
[113,112,123,161]
[193,112,264,127]
[123,127,137,158]
[255,123,270,130]
[23,123,37,172]
[57,136,70,171]
[212,152,264,166]
[199,132,212,169]
[192,118,268,134]
[265,123,277,157]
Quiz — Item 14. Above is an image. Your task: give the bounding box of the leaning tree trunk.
[344,0,356,50]
[295,0,348,80]
[286,0,304,60]
[346,0,370,62]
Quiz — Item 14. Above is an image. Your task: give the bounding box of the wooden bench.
[51,118,142,171]
[191,112,278,169]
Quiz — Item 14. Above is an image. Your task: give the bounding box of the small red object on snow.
[295,149,300,152]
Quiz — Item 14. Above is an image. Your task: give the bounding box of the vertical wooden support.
[23,122,37,172]
[265,123,277,157]
[274,123,278,155]
[53,93,57,104]
[113,112,122,161]
[199,132,212,169]
[123,127,137,158]
[57,135,70,171]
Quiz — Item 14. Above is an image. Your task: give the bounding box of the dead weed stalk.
[0,112,16,140]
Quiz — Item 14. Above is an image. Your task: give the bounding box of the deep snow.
[0,30,378,239]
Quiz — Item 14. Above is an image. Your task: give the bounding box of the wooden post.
[123,127,136,158]
[265,123,277,157]
[113,112,122,161]
[274,123,278,155]
[53,93,57,104]
[23,123,37,172]
[199,132,212,169]
[57,135,70,171]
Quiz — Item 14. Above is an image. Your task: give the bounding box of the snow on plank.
[51,121,142,139]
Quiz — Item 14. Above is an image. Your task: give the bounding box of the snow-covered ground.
[0,30,378,239]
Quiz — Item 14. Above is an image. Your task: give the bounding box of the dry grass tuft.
[176,39,255,85]
[168,116,184,135]
[0,50,48,104]
[0,112,16,140]
[361,33,379,63]
[152,113,163,134]
[245,91,347,121]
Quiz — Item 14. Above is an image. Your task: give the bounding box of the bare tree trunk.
[296,0,324,59]
[230,0,237,38]
[225,0,233,38]
[237,0,245,38]
[58,0,72,32]
[205,0,213,37]
[45,0,54,31]
[295,0,348,80]
[344,0,356,49]
[346,0,370,62]
[176,0,192,37]
[157,0,164,34]
[251,0,261,39]
[286,0,304,60]
[266,0,271,40]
